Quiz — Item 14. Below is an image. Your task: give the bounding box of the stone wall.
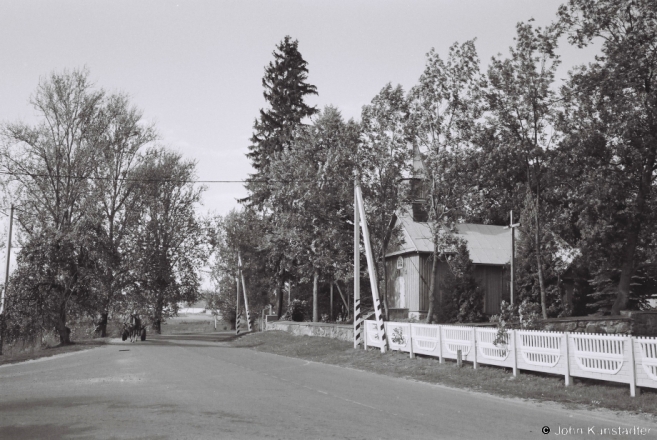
[266,321,353,342]
[539,311,657,336]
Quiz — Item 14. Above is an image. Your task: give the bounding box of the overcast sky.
[0,0,598,218]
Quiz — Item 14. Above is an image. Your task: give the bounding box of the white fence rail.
[364,320,657,396]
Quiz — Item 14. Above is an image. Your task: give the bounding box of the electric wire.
[0,170,341,184]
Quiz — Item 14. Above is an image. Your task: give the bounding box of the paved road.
[1,333,655,440]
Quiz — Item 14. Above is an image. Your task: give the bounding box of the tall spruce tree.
[246,35,318,207]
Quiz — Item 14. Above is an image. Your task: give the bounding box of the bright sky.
[0,0,598,218]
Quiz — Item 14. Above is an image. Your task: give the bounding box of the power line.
[0,170,338,184]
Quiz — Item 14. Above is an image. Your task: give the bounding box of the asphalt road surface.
[1,333,655,440]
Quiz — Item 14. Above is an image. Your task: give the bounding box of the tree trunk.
[0,314,6,356]
[96,312,109,337]
[312,269,319,322]
[56,299,71,345]
[611,149,655,314]
[613,239,637,315]
[276,278,284,318]
[153,299,163,334]
[530,176,548,319]
[534,203,548,319]
[425,252,438,323]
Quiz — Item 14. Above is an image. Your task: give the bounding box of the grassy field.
[230,330,657,418]
[160,313,233,334]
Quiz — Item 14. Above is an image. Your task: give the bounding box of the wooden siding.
[387,254,510,316]
[386,254,422,312]
[418,254,450,312]
[474,265,510,315]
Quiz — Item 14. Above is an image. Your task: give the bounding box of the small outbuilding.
[385,213,512,320]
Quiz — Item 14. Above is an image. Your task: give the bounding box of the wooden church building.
[385,213,512,320]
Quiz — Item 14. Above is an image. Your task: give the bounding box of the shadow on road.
[0,423,96,440]
[106,332,259,349]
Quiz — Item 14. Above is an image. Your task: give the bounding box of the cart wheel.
[141,328,146,341]
[122,330,128,341]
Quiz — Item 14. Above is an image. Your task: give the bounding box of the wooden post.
[409,324,415,359]
[439,325,444,364]
[240,270,252,332]
[355,183,386,353]
[564,332,571,387]
[512,329,518,377]
[334,282,349,312]
[0,204,13,355]
[472,328,478,370]
[235,274,241,335]
[457,349,462,368]
[0,204,13,316]
[507,211,520,306]
[629,336,639,397]
[238,253,252,332]
[353,181,362,349]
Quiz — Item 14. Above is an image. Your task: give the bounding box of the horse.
[122,314,144,342]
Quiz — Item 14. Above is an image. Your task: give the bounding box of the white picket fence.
[364,319,657,396]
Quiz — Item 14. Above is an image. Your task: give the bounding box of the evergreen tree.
[246,35,318,207]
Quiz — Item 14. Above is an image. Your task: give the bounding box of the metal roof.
[386,214,512,265]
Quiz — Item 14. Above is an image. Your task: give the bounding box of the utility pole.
[0,204,14,356]
[355,183,386,353]
[238,252,252,332]
[0,204,13,316]
[235,268,241,335]
[353,181,362,348]
[506,210,520,305]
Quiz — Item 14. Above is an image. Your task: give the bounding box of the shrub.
[281,299,308,322]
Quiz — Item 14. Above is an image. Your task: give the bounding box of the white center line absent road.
[0,333,655,440]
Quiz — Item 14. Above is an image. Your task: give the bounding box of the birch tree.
[484,21,561,319]
[407,40,486,323]
[359,84,411,319]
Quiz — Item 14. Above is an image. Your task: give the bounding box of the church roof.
[386,213,512,265]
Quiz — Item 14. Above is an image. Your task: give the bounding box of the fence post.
[457,349,462,368]
[512,329,518,377]
[629,336,639,397]
[564,332,571,387]
[472,328,478,370]
[409,324,415,359]
[439,325,444,364]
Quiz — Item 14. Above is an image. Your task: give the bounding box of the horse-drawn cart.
[121,313,147,342]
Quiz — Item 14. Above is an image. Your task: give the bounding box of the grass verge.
[0,339,107,367]
[230,330,657,417]
[0,313,228,366]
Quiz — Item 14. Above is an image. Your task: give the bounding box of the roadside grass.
[0,339,106,367]
[0,313,228,366]
[0,318,114,367]
[230,330,657,417]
